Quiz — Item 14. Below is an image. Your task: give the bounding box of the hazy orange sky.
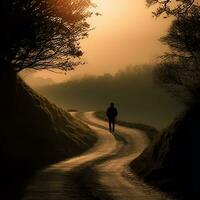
[23,0,172,86]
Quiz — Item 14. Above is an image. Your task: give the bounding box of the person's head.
[110,102,114,107]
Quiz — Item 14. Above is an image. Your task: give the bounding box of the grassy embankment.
[0,77,97,199]
[131,105,200,200]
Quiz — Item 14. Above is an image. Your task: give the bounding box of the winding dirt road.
[22,112,172,200]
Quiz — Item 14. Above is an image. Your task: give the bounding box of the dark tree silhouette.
[0,0,92,76]
[144,3,200,199]
[146,0,196,17]
[154,6,200,104]
[160,6,200,63]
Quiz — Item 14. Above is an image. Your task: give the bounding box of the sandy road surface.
[22,112,172,200]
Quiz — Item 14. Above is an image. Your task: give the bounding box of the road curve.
[22,112,172,200]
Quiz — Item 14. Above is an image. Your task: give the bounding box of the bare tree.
[146,0,196,17]
[154,6,200,104]
[160,6,200,64]
[0,0,92,76]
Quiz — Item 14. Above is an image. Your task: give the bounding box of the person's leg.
[109,119,112,132]
[112,121,115,133]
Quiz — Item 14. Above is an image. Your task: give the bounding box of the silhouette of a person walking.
[106,103,118,133]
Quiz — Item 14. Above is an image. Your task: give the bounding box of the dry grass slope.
[0,77,96,200]
[131,105,200,200]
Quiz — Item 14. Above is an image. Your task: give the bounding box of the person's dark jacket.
[106,107,118,121]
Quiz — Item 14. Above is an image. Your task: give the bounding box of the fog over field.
[37,66,184,129]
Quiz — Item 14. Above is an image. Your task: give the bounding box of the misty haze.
[1,0,199,200]
[36,66,184,129]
